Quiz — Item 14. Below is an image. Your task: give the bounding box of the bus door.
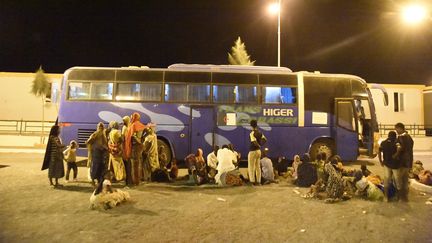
[190,106,215,156]
[354,98,373,156]
[334,99,358,161]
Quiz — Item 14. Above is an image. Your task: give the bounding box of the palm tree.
[228,37,256,66]
[30,66,50,144]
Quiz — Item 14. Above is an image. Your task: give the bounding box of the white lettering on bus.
[262,108,294,117]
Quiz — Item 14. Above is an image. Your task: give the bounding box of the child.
[64,140,78,182]
[90,171,130,210]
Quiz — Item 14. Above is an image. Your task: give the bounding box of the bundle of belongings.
[411,160,432,186]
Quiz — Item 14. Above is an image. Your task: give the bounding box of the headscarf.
[41,125,60,170]
[124,113,147,159]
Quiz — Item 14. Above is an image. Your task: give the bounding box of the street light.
[401,4,429,25]
[268,0,281,67]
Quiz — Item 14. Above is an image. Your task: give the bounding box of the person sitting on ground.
[90,171,130,210]
[323,156,347,203]
[185,148,208,185]
[215,145,236,185]
[228,143,241,168]
[353,170,384,201]
[206,146,219,181]
[64,140,78,183]
[311,152,326,182]
[296,153,318,187]
[275,156,290,179]
[291,154,302,182]
[169,159,178,180]
[260,148,277,184]
[411,160,424,179]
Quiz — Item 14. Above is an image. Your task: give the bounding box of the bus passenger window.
[188,84,210,102]
[213,85,235,103]
[236,86,257,103]
[165,83,187,102]
[91,83,113,100]
[262,86,296,104]
[68,82,91,100]
[116,83,161,101]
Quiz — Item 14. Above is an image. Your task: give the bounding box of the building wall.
[370,84,425,126]
[424,86,432,126]
[0,72,62,121]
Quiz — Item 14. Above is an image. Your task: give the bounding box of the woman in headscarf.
[124,112,147,185]
[324,156,346,202]
[296,153,318,187]
[142,126,160,181]
[41,125,65,187]
[121,116,132,186]
[108,121,125,181]
[86,122,108,186]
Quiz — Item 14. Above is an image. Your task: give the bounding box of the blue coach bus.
[58,64,387,162]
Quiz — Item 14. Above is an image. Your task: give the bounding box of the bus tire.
[157,138,172,166]
[309,140,335,161]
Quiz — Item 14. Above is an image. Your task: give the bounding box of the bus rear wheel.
[157,139,172,166]
[309,140,335,161]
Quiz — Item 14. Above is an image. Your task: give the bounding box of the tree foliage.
[228,37,255,66]
[31,66,50,97]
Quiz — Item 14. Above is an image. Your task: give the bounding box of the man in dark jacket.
[394,123,414,202]
[379,131,401,201]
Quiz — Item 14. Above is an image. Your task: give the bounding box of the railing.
[379,124,432,137]
[0,119,56,135]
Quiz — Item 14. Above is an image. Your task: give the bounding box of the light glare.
[402,4,428,24]
[268,2,280,15]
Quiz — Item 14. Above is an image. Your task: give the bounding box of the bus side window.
[165,83,187,102]
[262,86,296,104]
[188,84,210,102]
[213,85,235,103]
[236,86,257,103]
[91,83,113,100]
[69,82,91,100]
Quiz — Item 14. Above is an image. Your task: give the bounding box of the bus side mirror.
[368,83,389,106]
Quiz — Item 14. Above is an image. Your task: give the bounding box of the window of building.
[394,92,404,112]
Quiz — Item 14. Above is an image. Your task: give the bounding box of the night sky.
[1,0,431,85]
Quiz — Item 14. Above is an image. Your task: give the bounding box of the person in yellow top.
[64,140,78,182]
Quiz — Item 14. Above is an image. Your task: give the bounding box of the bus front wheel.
[157,139,172,167]
[309,140,335,161]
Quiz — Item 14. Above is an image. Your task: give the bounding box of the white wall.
[0,72,62,121]
[371,84,425,125]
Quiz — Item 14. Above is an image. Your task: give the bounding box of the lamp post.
[268,0,281,67]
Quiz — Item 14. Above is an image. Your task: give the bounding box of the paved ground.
[0,150,431,243]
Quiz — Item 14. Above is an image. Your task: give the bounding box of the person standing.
[41,125,65,188]
[248,120,266,185]
[121,115,132,186]
[124,113,147,186]
[108,122,125,182]
[64,140,78,182]
[143,126,160,179]
[378,131,401,201]
[394,123,414,202]
[86,122,108,187]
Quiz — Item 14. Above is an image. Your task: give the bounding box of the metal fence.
[0,119,56,135]
[379,124,432,137]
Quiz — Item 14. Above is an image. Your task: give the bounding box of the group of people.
[42,118,418,209]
